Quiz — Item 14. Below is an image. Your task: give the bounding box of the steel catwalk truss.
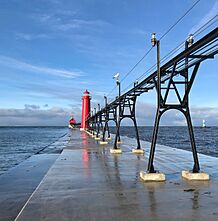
[87,28,218,173]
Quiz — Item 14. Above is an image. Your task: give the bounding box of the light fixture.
[188,34,194,47]
[113,72,120,85]
[151,33,157,47]
[134,80,138,87]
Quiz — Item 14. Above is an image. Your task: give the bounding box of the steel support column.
[147,39,201,173]
[113,96,141,150]
[102,107,119,143]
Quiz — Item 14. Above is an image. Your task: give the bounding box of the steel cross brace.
[113,96,141,150]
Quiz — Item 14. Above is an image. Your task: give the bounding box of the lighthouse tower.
[81,90,91,130]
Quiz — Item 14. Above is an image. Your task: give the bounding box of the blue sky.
[0,0,217,126]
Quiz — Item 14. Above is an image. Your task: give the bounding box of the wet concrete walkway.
[15,129,218,221]
[0,154,59,221]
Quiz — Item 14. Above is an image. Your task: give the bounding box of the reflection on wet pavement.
[15,129,218,221]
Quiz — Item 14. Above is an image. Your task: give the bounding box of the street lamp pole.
[94,107,96,135]
[113,73,121,147]
[117,81,121,98]
[151,33,161,106]
[104,96,107,107]
[113,72,121,98]
[147,33,161,173]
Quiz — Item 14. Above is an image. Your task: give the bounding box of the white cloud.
[0,105,80,126]
[34,10,110,33]
[15,80,91,102]
[0,102,218,126]
[15,33,50,41]
[135,101,218,126]
[56,19,111,31]
[0,55,83,78]
[189,1,218,35]
[24,104,40,110]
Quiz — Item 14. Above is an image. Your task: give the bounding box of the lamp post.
[185,34,194,107]
[91,110,94,135]
[104,96,107,107]
[184,34,194,107]
[147,33,161,173]
[96,104,101,138]
[113,73,121,147]
[151,33,161,107]
[187,34,194,47]
[117,81,121,98]
[134,80,138,87]
[113,73,121,98]
[94,107,96,135]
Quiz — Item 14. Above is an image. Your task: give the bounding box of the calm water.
[0,127,68,175]
[110,126,218,157]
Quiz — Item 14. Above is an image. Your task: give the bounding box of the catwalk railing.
[86,27,218,173]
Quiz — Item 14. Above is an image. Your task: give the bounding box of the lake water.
[110,126,218,157]
[0,127,68,175]
[0,126,217,175]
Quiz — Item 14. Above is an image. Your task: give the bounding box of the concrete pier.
[0,154,58,221]
[7,130,218,220]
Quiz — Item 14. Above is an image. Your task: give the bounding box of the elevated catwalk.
[15,129,218,221]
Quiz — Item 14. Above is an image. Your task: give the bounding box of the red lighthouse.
[81,90,91,130]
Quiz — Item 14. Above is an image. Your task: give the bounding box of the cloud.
[15,80,90,102]
[28,8,151,73]
[57,19,111,31]
[189,1,218,35]
[134,101,218,126]
[0,101,218,126]
[0,105,81,126]
[34,10,111,33]
[15,33,50,41]
[191,106,218,125]
[0,55,83,78]
[24,104,40,110]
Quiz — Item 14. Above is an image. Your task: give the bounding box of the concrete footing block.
[132,149,144,154]
[140,171,166,182]
[99,141,108,145]
[110,148,122,154]
[94,137,101,140]
[106,137,112,140]
[182,170,210,181]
